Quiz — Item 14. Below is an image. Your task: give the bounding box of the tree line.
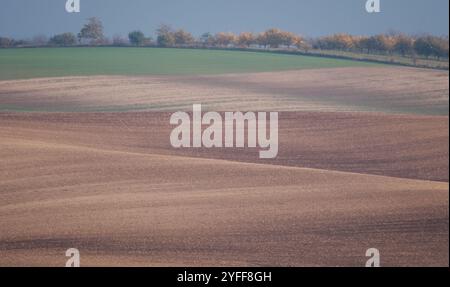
[1,17,448,60]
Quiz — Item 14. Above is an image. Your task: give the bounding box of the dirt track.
[0,66,448,266]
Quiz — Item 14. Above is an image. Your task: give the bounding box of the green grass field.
[0,47,380,80]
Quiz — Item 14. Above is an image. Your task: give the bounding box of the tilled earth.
[0,67,448,266]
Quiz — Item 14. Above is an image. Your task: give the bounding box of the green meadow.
[0,47,379,80]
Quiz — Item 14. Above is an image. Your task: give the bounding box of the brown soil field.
[0,66,448,266]
[0,67,448,115]
[0,111,448,182]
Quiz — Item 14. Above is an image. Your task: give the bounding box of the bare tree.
[173,29,195,46]
[393,34,415,57]
[78,17,105,45]
[156,24,175,47]
[237,32,256,48]
[214,32,236,47]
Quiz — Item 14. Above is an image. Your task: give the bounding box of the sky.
[0,0,448,39]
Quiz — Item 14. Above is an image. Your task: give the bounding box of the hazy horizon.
[0,0,449,39]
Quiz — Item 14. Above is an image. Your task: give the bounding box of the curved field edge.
[0,47,382,81]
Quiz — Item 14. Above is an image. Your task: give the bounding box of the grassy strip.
[0,47,381,80]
